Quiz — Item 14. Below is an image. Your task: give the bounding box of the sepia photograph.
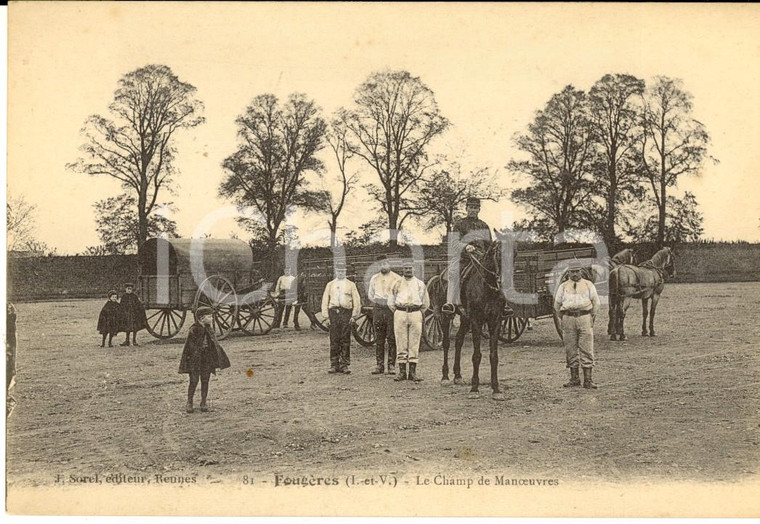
[4,2,760,517]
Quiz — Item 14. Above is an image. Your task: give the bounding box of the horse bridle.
[467,242,501,293]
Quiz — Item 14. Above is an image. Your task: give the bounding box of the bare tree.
[588,73,646,247]
[220,93,328,260]
[340,70,449,246]
[509,85,600,236]
[6,194,37,251]
[641,76,712,247]
[93,194,178,255]
[67,64,204,249]
[324,120,359,248]
[416,159,502,236]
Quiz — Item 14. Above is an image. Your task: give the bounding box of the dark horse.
[608,247,676,341]
[440,240,506,400]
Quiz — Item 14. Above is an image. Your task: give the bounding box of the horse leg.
[441,314,451,384]
[489,317,504,401]
[641,298,649,336]
[649,293,661,337]
[453,317,468,385]
[619,297,631,341]
[469,319,482,399]
[608,295,617,341]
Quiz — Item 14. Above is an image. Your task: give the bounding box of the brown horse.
[608,247,676,341]
[440,241,506,400]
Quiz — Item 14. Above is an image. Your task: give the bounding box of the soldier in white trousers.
[388,262,430,382]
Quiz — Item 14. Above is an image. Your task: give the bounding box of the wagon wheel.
[553,311,563,341]
[305,308,330,332]
[238,295,276,336]
[351,311,375,347]
[421,274,449,350]
[145,308,186,339]
[498,312,528,343]
[194,275,238,340]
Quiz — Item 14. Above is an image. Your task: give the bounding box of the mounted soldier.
[442,196,493,317]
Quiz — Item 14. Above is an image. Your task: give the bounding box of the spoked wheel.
[421,274,449,350]
[351,310,375,347]
[499,313,528,343]
[305,309,330,332]
[238,296,277,336]
[194,275,238,340]
[145,308,187,339]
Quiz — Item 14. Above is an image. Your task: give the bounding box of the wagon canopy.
[139,238,254,277]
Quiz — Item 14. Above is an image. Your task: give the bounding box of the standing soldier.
[553,260,600,389]
[320,261,361,374]
[389,261,430,382]
[272,267,300,330]
[119,283,147,346]
[442,197,492,316]
[367,254,401,375]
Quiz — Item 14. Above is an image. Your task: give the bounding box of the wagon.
[421,246,596,349]
[138,238,277,340]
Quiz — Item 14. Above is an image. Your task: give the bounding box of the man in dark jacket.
[443,197,493,316]
[119,283,147,346]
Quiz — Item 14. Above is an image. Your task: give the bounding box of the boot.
[199,400,208,412]
[394,363,407,381]
[371,364,384,375]
[185,401,194,413]
[408,363,422,382]
[387,363,396,375]
[563,367,581,387]
[583,367,598,389]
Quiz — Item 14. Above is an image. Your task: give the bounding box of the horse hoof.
[650,332,656,337]
[440,379,451,387]
[619,335,626,341]
[468,391,480,400]
[642,332,649,337]
[610,335,617,341]
[491,392,506,401]
[453,377,464,386]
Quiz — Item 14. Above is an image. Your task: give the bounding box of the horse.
[603,248,637,335]
[440,240,506,400]
[608,247,676,341]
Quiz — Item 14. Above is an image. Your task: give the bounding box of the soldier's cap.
[567,259,584,270]
[376,254,389,261]
[124,282,135,288]
[466,197,481,207]
[402,260,415,268]
[195,306,214,318]
[107,289,118,297]
[334,261,347,269]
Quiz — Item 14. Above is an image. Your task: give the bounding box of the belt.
[562,309,591,317]
[396,305,422,313]
[329,306,352,312]
[373,300,389,307]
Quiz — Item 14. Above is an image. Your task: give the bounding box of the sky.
[7,3,760,254]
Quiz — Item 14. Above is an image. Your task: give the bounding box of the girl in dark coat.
[178,307,231,413]
[97,291,122,347]
[119,283,148,347]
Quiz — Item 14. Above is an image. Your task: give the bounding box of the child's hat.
[107,289,118,297]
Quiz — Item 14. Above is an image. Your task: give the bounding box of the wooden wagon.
[421,246,596,349]
[138,238,277,340]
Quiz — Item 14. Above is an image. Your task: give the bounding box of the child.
[119,283,147,346]
[178,307,231,413]
[97,291,122,347]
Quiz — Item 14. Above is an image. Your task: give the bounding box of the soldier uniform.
[367,255,401,375]
[554,260,600,389]
[444,197,492,315]
[273,269,301,330]
[320,262,361,374]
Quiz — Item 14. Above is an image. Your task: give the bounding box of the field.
[6,282,760,488]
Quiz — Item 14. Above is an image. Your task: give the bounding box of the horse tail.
[608,266,619,335]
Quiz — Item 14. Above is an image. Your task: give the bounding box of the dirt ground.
[6,282,760,487]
